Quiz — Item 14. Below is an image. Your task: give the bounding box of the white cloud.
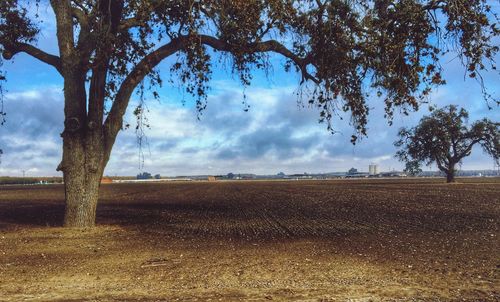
[1,79,498,177]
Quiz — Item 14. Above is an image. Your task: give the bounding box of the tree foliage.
[0,0,498,142]
[395,105,500,182]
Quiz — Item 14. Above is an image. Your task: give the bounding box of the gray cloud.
[156,140,181,152]
[3,90,63,138]
[0,89,63,176]
[1,64,498,177]
[198,91,254,136]
[216,126,319,160]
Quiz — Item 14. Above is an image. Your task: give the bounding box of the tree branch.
[72,5,92,58]
[455,139,480,161]
[2,43,62,73]
[103,34,318,161]
[119,17,142,31]
[118,1,166,31]
[102,37,185,162]
[435,157,448,173]
[72,6,88,27]
[423,0,447,11]
[50,0,76,63]
[198,35,318,84]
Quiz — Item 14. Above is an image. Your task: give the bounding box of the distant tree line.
[137,172,161,180]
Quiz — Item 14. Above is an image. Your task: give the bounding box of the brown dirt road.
[0,179,499,301]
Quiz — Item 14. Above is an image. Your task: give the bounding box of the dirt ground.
[0,178,499,301]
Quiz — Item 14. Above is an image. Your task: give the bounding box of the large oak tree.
[1,0,498,227]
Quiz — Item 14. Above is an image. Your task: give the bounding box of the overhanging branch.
[103,34,318,159]
[2,43,62,73]
[103,37,185,161]
[198,35,318,84]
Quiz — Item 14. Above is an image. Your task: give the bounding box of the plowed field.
[0,179,499,301]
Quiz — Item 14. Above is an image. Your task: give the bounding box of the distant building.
[369,164,378,175]
[380,171,407,177]
[207,176,216,181]
[101,177,113,184]
[346,172,370,178]
[348,168,358,175]
[288,173,313,179]
[137,172,152,180]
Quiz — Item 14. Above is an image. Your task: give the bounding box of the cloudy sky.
[0,3,499,177]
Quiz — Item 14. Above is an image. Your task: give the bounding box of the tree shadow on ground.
[94,198,497,242]
[0,202,65,228]
[1,181,498,244]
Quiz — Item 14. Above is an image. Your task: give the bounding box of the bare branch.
[2,43,62,73]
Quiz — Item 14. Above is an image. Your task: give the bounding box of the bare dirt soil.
[0,178,499,301]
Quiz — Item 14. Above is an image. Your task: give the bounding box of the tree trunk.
[50,3,114,227]
[58,102,105,228]
[446,162,456,183]
[61,130,105,227]
[63,164,102,227]
[446,171,455,183]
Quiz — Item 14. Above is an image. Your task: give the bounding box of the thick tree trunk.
[63,165,102,227]
[446,172,455,183]
[446,162,456,183]
[61,133,105,227]
[50,0,117,228]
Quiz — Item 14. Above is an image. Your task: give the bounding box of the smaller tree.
[395,105,499,183]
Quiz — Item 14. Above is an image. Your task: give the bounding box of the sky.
[0,3,499,177]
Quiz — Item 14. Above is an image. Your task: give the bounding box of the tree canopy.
[395,105,500,182]
[1,0,498,141]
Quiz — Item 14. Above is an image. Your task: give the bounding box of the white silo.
[369,164,378,175]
